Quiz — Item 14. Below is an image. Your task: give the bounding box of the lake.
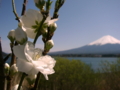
[66,57,119,71]
[6,56,119,71]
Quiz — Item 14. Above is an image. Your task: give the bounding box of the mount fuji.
[88,35,120,45]
[50,35,120,55]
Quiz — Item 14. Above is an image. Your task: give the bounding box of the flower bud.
[42,29,48,38]
[34,0,46,10]
[4,63,10,76]
[41,24,48,34]
[10,64,18,76]
[7,30,15,43]
[15,27,27,45]
[46,0,53,12]
[45,40,54,51]
[49,23,57,33]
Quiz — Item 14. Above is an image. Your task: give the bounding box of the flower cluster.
[13,41,56,80]
[5,0,65,90]
[8,4,57,80]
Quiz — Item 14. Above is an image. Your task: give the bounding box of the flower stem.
[17,73,27,90]
[10,43,16,66]
[33,17,47,90]
[33,17,46,45]
[32,72,41,90]
[7,77,12,90]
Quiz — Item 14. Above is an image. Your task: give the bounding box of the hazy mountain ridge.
[50,35,120,55]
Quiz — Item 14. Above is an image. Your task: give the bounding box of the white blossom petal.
[13,45,26,60]
[22,27,36,39]
[44,74,48,80]
[24,41,42,61]
[20,9,53,39]
[16,58,37,75]
[20,9,43,39]
[47,19,58,26]
[39,55,56,69]
[20,9,42,27]
[24,41,34,62]
[15,27,27,44]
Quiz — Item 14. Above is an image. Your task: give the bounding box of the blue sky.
[0,0,120,53]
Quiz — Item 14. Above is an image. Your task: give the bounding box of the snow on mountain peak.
[88,35,120,45]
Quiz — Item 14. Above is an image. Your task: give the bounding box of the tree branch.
[21,0,28,16]
[0,37,5,90]
[12,0,20,22]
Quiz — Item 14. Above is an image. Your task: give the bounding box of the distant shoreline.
[50,54,120,57]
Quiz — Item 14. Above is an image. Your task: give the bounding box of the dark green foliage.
[98,59,120,90]
[38,57,98,90]
[38,57,120,90]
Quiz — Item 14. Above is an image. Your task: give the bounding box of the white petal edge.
[13,45,26,60]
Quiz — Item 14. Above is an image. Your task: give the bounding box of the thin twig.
[21,0,28,16]
[6,1,20,90]
[17,1,28,90]
[7,44,14,90]
[12,0,20,22]
[10,43,16,66]
[17,73,27,90]
[31,72,41,90]
[33,17,46,45]
[32,17,47,90]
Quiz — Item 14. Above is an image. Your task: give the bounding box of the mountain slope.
[88,35,120,45]
[50,35,120,55]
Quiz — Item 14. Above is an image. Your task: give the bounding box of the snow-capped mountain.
[88,35,120,45]
[50,35,120,55]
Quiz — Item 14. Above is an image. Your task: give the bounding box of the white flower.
[7,30,15,42]
[20,9,58,39]
[13,41,56,80]
[14,27,27,44]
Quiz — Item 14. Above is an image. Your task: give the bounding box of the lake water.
[66,57,119,71]
[6,57,119,71]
